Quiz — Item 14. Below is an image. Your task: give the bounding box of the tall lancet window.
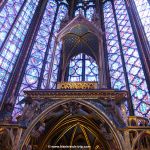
[68,53,99,82]
[0,0,39,101]
[74,0,95,21]
[133,0,150,44]
[103,0,150,118]
[12,0,68,119]
[103,1,126,90]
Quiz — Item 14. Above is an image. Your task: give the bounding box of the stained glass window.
[75,8,84,16]
[133,0,150,43]
[68,53,98,82]
[103,1,128,115]
[86,7,95,21]
[43,4,68,89]
[114,0,149,118]
[12,1,68,118]
[104,0,150,118]
[0,0,39,101]
[74,0,95,21]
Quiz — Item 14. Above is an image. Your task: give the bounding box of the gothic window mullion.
[37,5,60,89]
[82,54,85,81]
[68,53,98,82]
[84,8,86,17]
[111,0,134,115]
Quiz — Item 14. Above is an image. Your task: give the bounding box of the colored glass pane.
[134,0,150,43]
[49,5,68,89]
[0,0,39,101]
[0,0,24,48]
[12,2,68,118]
[114,0,150,117]
[86,7,94,21]
[103,1,126,90]
[68,53,98,82]
[12,0,57,118]
[103,1,128,116]
[75,0,95,21]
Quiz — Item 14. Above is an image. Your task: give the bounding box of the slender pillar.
[46,39,58,88]
[100,1,111,88]
[68,0,76,19]
[95,0,101,15]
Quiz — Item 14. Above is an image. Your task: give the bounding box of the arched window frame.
[67,53,99,82]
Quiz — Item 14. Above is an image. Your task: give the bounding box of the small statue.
[0,101,14,123]
[108,100,126,127]
[18,97,41,127]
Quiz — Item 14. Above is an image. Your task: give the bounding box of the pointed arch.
[19,99,125,150]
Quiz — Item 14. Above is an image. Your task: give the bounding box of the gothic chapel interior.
[0,0,150,150]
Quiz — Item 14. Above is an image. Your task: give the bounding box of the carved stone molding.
[24,89,128,102]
